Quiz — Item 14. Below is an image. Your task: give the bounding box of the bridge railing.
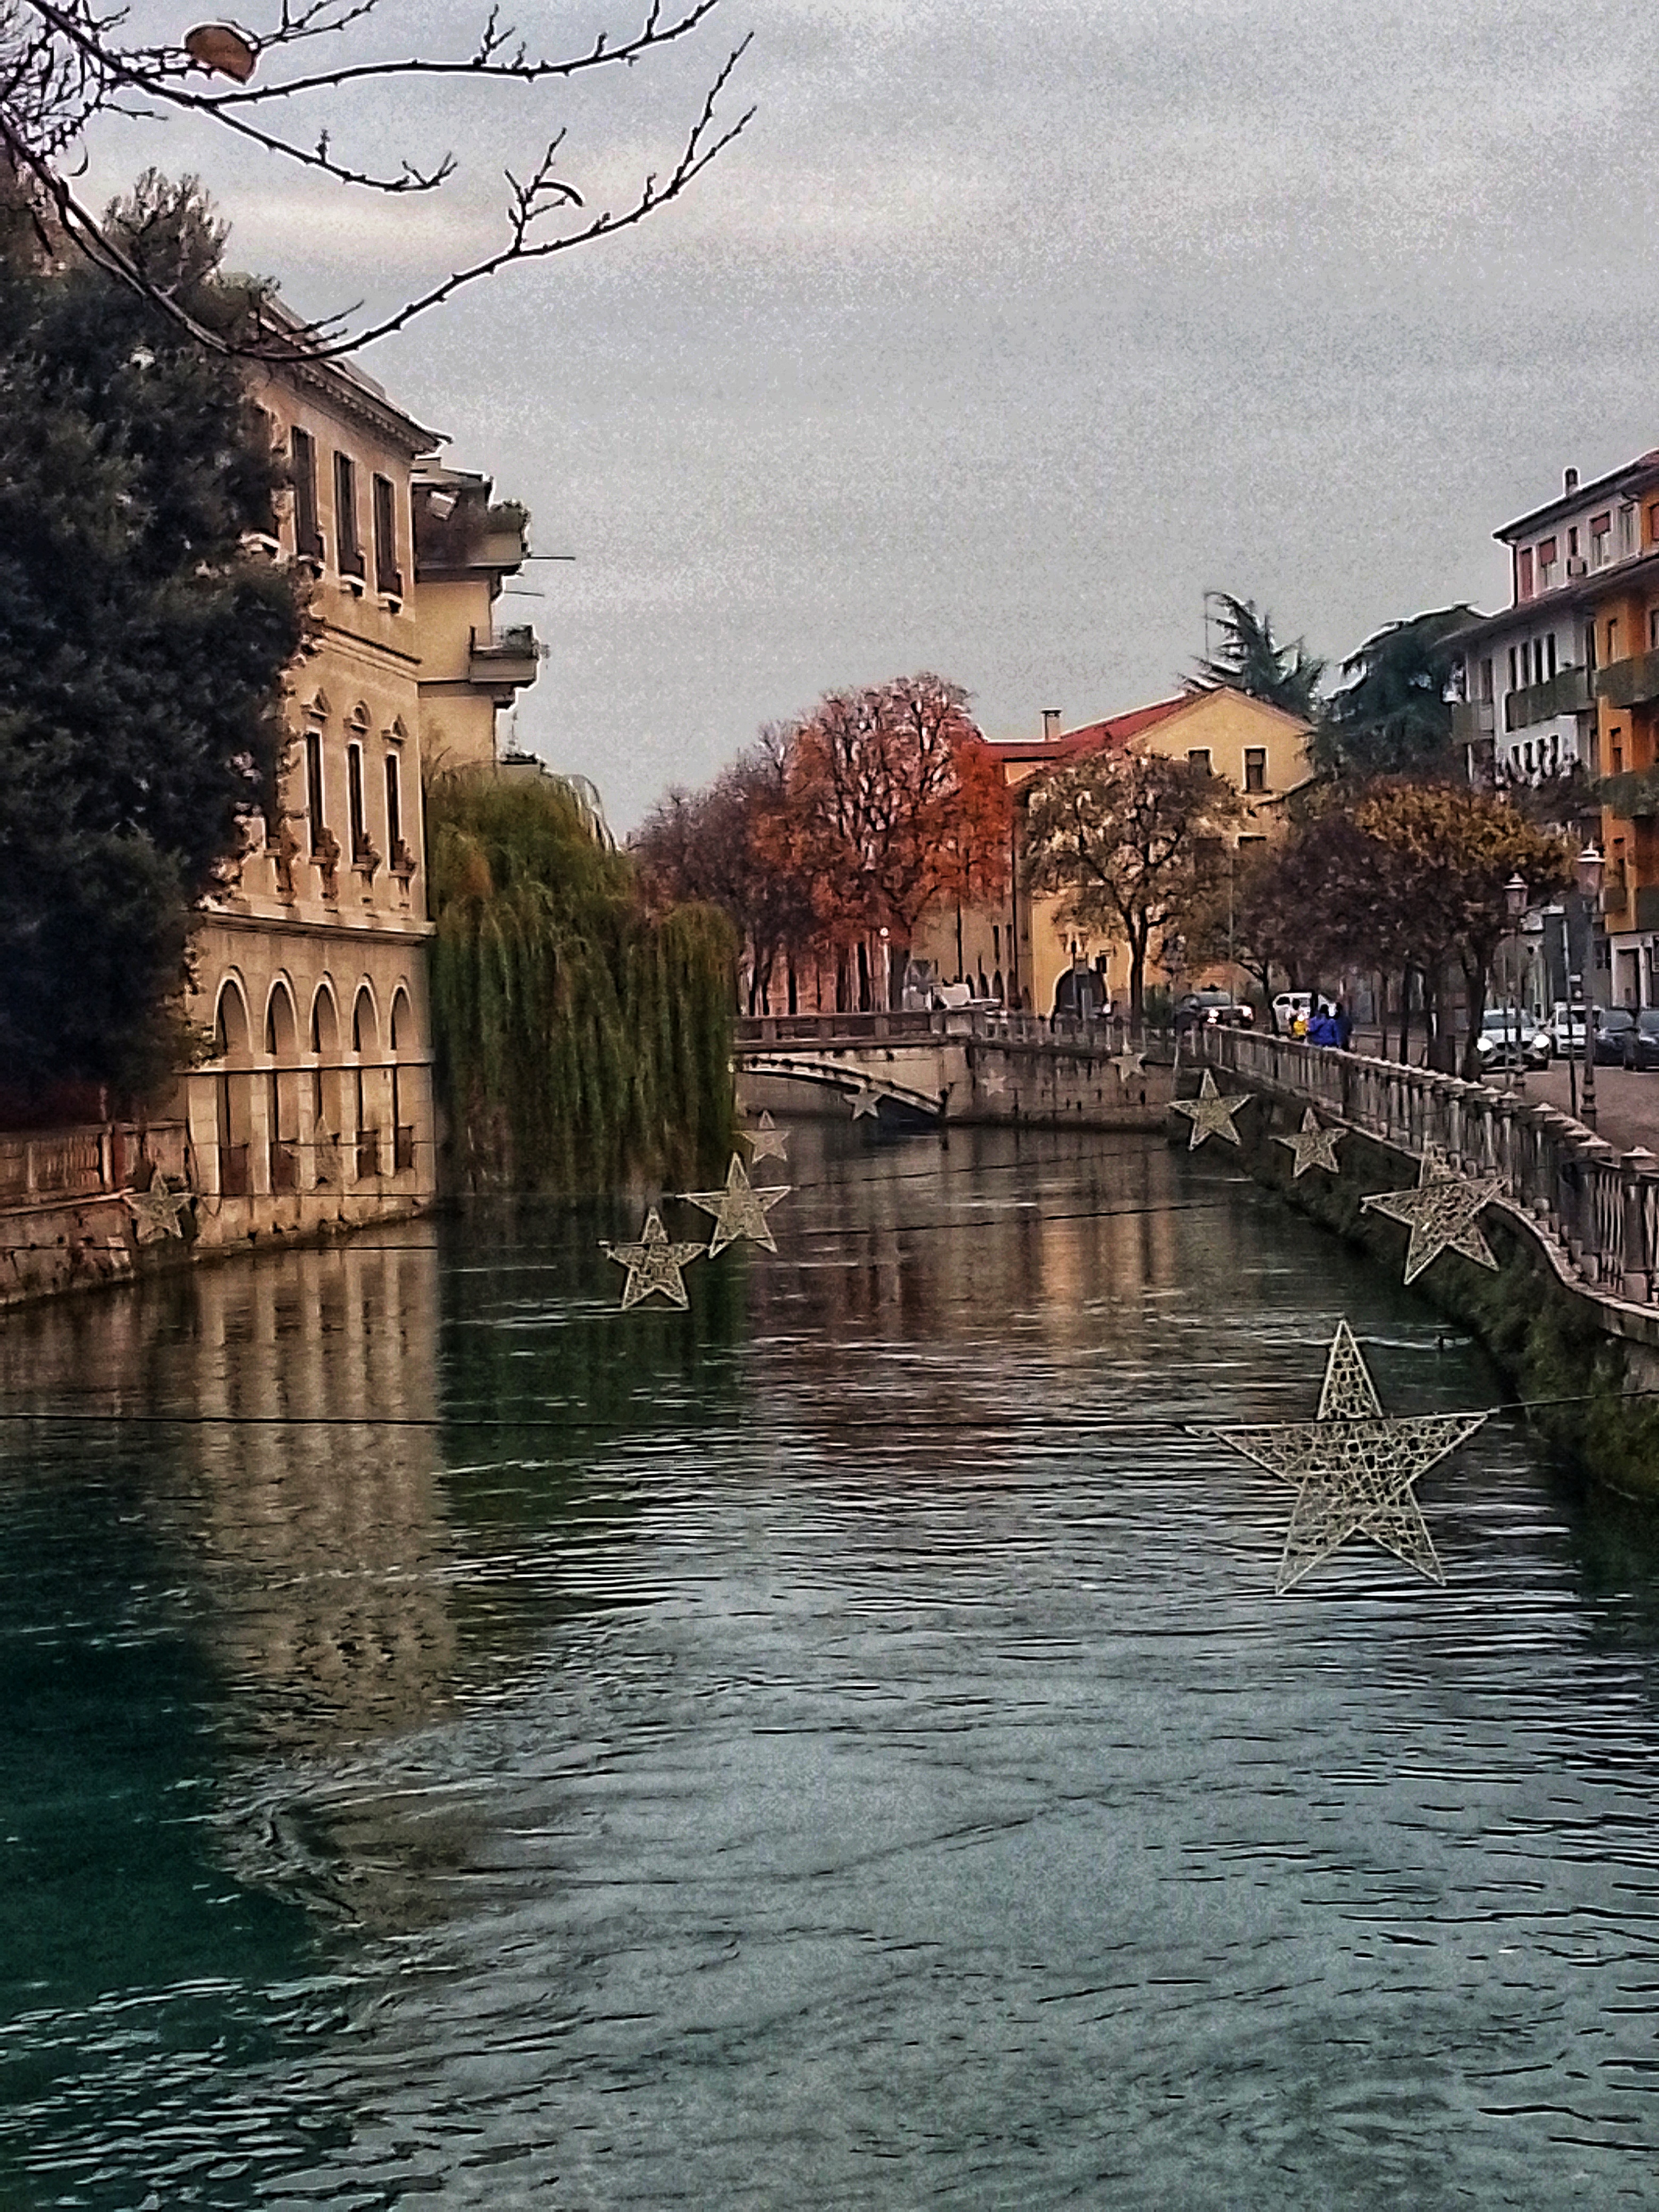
[734,1009,1175,1055]
[1195,1025,1659,1305]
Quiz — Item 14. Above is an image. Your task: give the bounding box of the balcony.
[1638,887,1659,933]
[1452,699,1495,745]
[1595,650,1659,710]
[1503,666,1593,732]
[1599,768,1659,820]
[468,624,540,697]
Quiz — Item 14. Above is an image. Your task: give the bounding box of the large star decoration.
[1274,1107,1344,1180]
[1361,1151,1503,1286]
[978,1067,1009,1097]
[1170,1067,1250,1150]
[1109,1049,1145,1089]
[682,1154,791,1255]
[849,1087,881,1119]
[122,1178,193,1241]
[742,1111,790,1165]
[601,1207,706,1310]
[1215,1321,1489,1593]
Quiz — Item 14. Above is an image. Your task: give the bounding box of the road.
[1345,1028,1659,1156]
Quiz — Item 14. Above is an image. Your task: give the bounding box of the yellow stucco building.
[179,346,539,1249]
[914,687,1312,1014]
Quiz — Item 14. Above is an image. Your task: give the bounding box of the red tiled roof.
[989,693,1191,766]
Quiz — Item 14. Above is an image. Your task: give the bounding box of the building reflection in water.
[0,1229,455,1762]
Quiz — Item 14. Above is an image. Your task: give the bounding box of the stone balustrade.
[1195,1027,1659,1307]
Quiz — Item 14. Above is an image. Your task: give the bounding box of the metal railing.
[1195,1026,1659,1305]
[734,1008,1174,1055]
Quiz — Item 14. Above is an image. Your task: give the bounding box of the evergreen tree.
[0,174,306,1104]
[1193,594,1326,722]
[1313,606,1476,782]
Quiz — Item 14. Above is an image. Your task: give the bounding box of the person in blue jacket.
[1306,1002,1340,1047]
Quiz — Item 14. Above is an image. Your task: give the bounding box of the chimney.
[1042,708,1062,741]
[1564,466,1580,495]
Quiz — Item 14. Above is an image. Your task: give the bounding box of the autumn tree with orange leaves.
[769,675,1010,1001]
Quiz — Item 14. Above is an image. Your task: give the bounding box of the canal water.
[2,1124,1659,2207]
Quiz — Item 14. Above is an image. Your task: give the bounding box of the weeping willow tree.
[428,770,736,1193]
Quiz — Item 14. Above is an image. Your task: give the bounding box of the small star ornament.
[1109,1049,1145,1088]
[1170,1067,1250,1150]
[1274,1107,1344,1179]
[122,1178,192,1241]
[978,1067,1009,1097]
[742,1111,789,1165]
[1215,1320,1490,1593]
[312,1132,345,1187]
[849,1088,881,1120]
[682,1154,791,1255]
[601,1208,706,1310]
[1362,1150,1503,1286]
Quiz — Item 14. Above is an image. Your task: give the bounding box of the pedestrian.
[1334,1001,1353,1051]
[1306,1002,1339,1048]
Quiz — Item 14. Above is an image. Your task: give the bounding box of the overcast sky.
[88,0,1659,828]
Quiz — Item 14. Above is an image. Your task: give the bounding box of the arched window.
[264,983,299,1185]
[214,979,250,1063]
[265,981,297,1060]
[352,986,380,1179]
[389,988,414,1170]
[310,984,341,1141]
[212,981,252,1194]
[352,985,378,1057]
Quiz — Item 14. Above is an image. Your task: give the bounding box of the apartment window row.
[1186,745,1269,793]
[1517,504,1644,600]
[303,723,407,869]
[1507,634,1558,691]
[288,429,404,599]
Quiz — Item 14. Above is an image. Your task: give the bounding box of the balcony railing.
[1451,700,1495,745]
[1595,650,1659,711]
[468,624,540,691]
[1504,665,1594,732]
[1596,767,1659,821]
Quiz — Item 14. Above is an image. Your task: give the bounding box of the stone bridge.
[734,1010,1174,1129]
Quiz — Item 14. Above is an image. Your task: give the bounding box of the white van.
[1271,991,1313,1036]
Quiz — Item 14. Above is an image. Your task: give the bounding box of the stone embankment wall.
[0,1118,426,1312]
[1175,1037,1659,1499]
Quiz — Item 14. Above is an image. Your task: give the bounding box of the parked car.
[1547,1003,1592,1059]
[1474,1007,1551,1073]
[1595,1007,1636,1065]
[1176,989,1253,1032]
[1620,1009,1659,1070]
[1271,991,1313,1036]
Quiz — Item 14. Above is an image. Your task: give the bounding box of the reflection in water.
[0,1128,1657,2205]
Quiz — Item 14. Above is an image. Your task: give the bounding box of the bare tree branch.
[2,0,750,358]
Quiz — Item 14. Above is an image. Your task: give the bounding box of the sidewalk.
[1343,1027,1659,1156]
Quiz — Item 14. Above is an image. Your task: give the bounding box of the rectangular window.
[1592,513,1612,566]
[1480,656,1493,701]
[347,742,367,858]
[290,428,322,560]
[1608,618,1621,661]
[1569,526,1579,556]
[1613,731,1624,775]
[1547,632,1557,678]
[333,451,364,580]
[372,474,402,597]
[1244,747,1267,793]
[1517,546,1534,600]
[1537,536,1557,567]
[384,751,402,853]
[1187,749,1211,775]
[1507,646,1519,691]
[1649,505,1659,549]
[1649,608,1659,652]
[304,730,325,851]
[1620,504,1637,555]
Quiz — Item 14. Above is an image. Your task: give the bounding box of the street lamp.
[1502,873,1528,1092]
[1576,844,1604,1131]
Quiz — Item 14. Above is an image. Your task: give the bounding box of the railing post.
[1620,1149,1658,1302]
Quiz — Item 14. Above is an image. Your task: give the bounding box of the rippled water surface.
[3,1123,1659,2207]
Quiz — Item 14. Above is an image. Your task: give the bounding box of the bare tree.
[1,0,751,357]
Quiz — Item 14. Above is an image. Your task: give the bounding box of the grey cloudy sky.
[89,0,1659,827]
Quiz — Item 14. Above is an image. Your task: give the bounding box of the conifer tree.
[0,174,306,1104]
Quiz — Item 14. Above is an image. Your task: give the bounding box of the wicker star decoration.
[682,1154,791,1255]
[741,1111,790,1164]
[849,1087,881,1119]
[1170,1067,1250,1150]
[1215,1320,1489,1593]
[1274,1107,1344,1180]
[122,1179,192,1241]
[601,1207,707,1310]
[1361,1150,1503,1286]
[978,1067,1009,1097]
[312,1132,345,1187]
[1109,1049,1146,1088]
